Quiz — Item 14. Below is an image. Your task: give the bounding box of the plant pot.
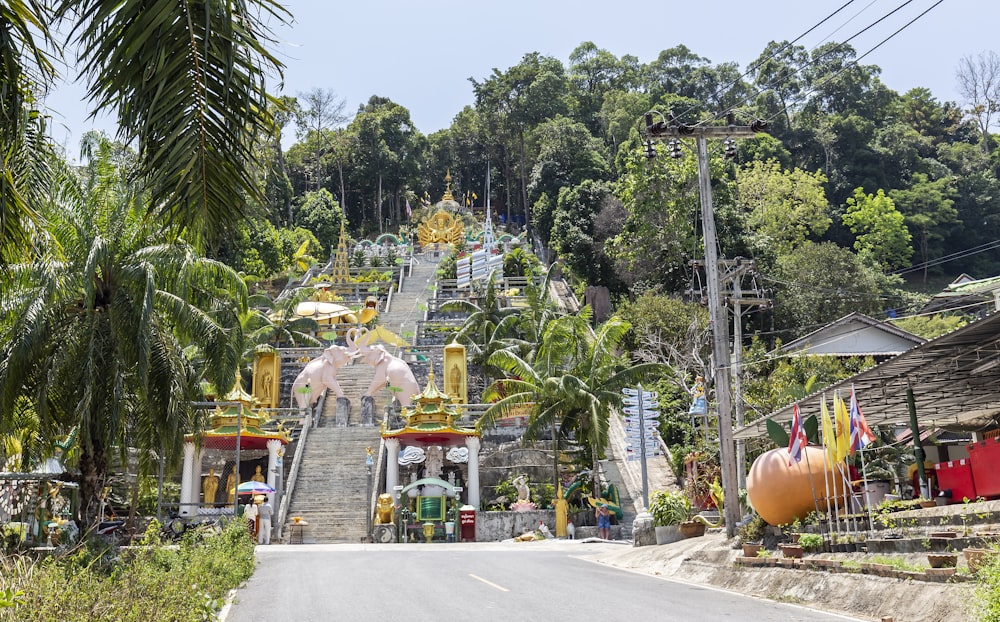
[919,501,937,509]
[789,532,800,543]
[654,525,682,545]
[779,544,803,559]
[965,548,999,573]
[927,553,958,568]
[679,520,706,539]
[742,543,763,557]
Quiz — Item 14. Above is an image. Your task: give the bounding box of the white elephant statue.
[356,344,421,407]
[290,345,354,409]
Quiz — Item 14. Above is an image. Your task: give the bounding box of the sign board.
[622,388,657,399]
[622,406,658,417]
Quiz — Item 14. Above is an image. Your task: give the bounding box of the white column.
[180,441,196,517]
[266,439,282,505]
[385,438,400,500]
[465,436,481,509]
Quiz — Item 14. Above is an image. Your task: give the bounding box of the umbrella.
[233,481,274,495]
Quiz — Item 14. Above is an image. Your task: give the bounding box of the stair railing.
[276,407,313,541]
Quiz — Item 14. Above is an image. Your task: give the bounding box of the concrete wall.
[475,510,555,541]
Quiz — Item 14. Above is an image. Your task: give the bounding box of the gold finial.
[442,170,454,201]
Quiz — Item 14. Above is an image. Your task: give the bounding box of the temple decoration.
[443,342,467,404]
[417,171,465,247]
[381,369,482,541]
[180,374,289,516]
[329,219,352,284]
[252,351,280,409]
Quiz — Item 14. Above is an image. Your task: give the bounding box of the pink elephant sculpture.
[355,344,421,407]
[290,345,354,409]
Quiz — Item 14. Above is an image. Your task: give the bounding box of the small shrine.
[180,376,290,516]
[381,369,481,541]
[417,171,465,247]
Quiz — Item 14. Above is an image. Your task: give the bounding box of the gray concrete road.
[223,541,865,622]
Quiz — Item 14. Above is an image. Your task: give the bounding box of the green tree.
[0,137,246,527]
[772,242,898,334]
[295,188,344,257]
[480,309,666,497]
[842,187,913,269]
[890,173,958,283]
[548,180,620,290]
[736,159,831,257]
[472,52,570,237]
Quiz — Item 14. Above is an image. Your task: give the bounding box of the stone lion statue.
[375,493,395,525]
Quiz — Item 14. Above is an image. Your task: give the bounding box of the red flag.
[849,388,876,451]
[788,403,808,465]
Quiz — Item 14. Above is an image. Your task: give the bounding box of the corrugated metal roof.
[735,310,1000,439]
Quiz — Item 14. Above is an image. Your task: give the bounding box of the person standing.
[596,503,611,540]
[243,499,258,540]
[257,497,273,545]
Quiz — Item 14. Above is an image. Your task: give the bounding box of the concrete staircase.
[284,426,382,543]
[282,253,443,543]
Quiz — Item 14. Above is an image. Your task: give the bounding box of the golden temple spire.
[442,170,454,202]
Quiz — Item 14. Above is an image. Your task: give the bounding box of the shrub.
[0,520,254,621]
[649,490,690,527]
[798,533,823,550]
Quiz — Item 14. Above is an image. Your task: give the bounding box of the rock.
[632,511,655,547]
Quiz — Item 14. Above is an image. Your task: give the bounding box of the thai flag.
[788,403,808,465]
[849,388,876,451]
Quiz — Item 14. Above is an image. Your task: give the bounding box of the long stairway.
[282,253,442,543]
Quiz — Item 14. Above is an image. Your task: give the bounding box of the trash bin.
[444,521,455,542]
[459,505,476,542]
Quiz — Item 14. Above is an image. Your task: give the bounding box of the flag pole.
[837,391,859,536]
[821,393,837,546]
[853,384,875,532]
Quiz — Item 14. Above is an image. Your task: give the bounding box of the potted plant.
[739,514,766,557]
[649,490,690,545]
[798,532,823,553]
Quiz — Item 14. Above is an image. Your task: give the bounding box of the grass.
[868,555,925,573]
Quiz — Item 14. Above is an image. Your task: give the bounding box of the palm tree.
[0,135,246,527]
[480,308,669,497]
[0,0,289,257]
[0,1,55,265]
[441,273,521,378]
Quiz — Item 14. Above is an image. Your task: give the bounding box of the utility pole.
[645,115,765,537]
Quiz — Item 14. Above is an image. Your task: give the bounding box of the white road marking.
[469,573,510,592]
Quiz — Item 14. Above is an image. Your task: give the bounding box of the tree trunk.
[377,174,383,233]
[518,127,530,241]
[77,437,108,529]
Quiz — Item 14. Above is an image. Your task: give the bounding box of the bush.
[798,533,823,550]
[974,548,1000,621]
[0,520,255,621]
[649,490,690,527]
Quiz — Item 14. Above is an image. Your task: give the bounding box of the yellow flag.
[835,393,850,462]
[820,397,836,465]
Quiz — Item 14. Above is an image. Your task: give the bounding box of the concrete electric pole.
[644,114,766,537]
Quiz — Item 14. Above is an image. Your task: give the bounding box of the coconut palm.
[0,0,288,259]
[440,272,521,378]
[0,135,246,527]
[480,308,669,495]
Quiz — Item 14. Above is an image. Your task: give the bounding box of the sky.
[44,0,998,156]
